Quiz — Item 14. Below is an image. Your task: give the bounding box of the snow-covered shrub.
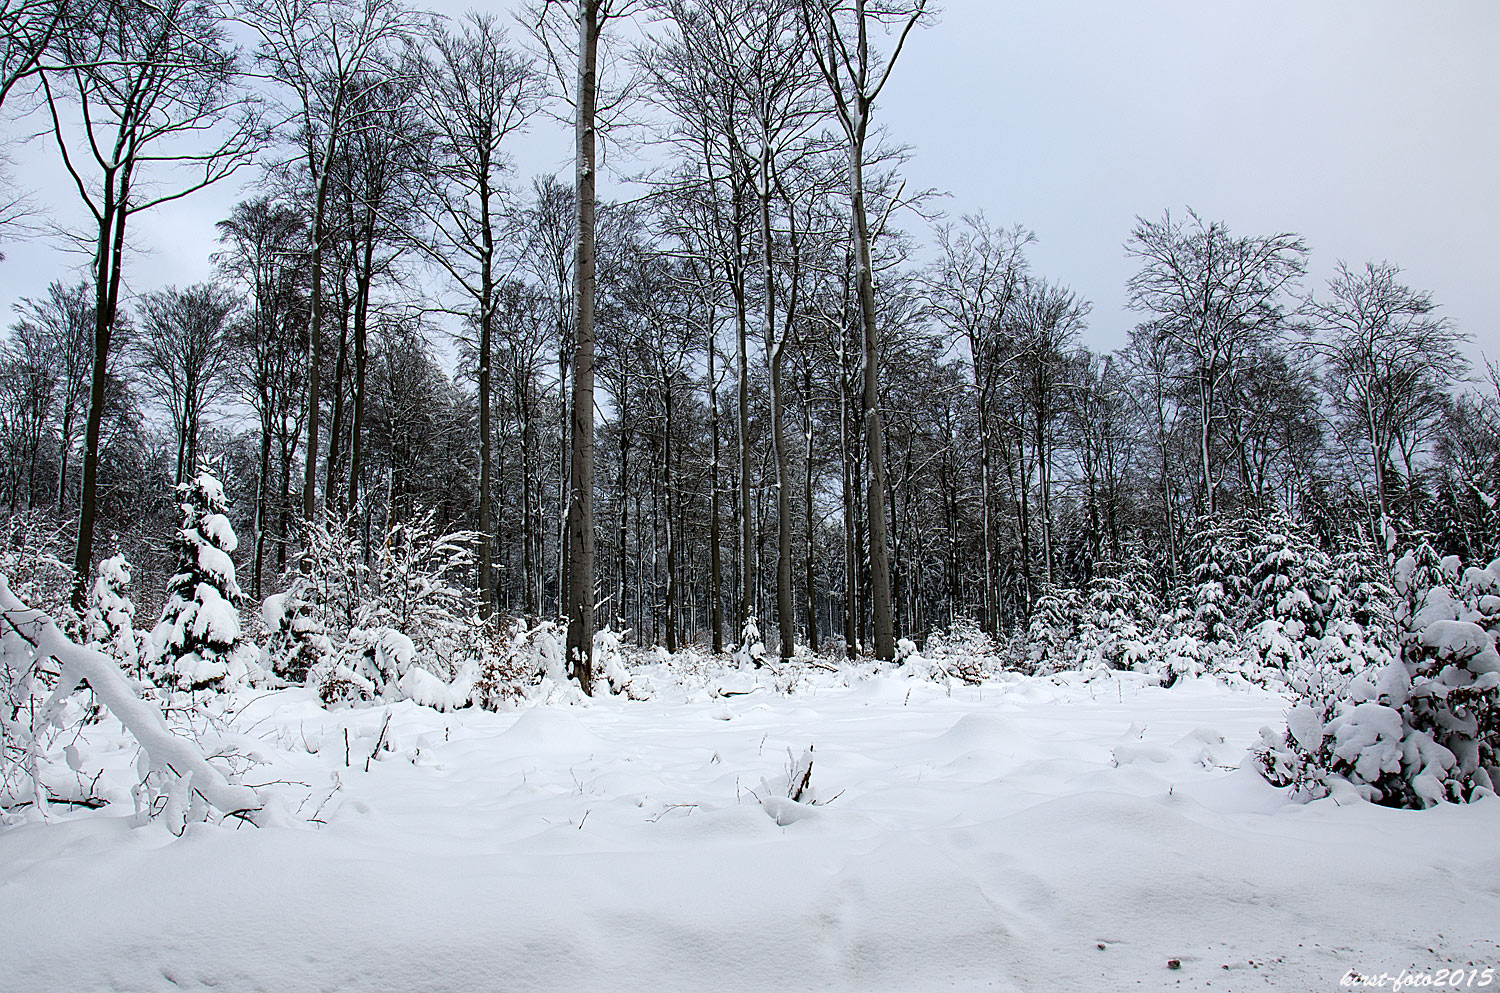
[1152,629,1221,686]
[0,574,259,827]
[471,617,539,710]
[1257,543,1500,807]
[754,746,824,825]
[2,580,58,812]
[471,617,574,709]
[285,510,481,708]
[86,554,145,679]
[734,613,765,668]
[147,474,249,694]
[1025,587,1082,675]
[260,585,329,684]
[594,624,633,696]
[364,511,478,678]
[921,617,1000,683]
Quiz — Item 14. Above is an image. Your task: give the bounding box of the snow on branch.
[1,573,261,821]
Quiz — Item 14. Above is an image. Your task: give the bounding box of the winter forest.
[2,0,1499,990]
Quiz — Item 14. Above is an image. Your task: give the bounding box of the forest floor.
[2,662,1498,992]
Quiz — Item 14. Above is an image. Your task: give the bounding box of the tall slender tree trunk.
[837,255,858,659]
[759,154,795,658]
[663,378,678,654]
[849,138,896,663]
[475,186,495,618]
[558,351,569,614]
[347,238,374,519]
[735,208,754,645]
[519,368,538,617]
[564,0,600,692]
[302,148,335,522]
[709,331,725,654]
[326,277,351,515]
[616,429,629,631]
[1199,374,1215,516]
[56,412,75,513]
[72,165,129,611]
[968,330,997,632]
[253,413,272,601]
[1018,418,1032,613]
[803,356,818,652]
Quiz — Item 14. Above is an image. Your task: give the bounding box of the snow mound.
[496,706,605,755]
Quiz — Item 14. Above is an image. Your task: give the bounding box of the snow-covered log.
[1,573,261,819]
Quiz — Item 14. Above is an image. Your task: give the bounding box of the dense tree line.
[2,0,1496,674]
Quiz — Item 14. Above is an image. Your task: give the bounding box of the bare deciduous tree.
[8,281,94,512]
[238,0,422,520]
[801,0,931,662]
[217,197,309,598]
[927,214,1031,631]
[1126,209,1307,517]
[413,11,537,618]
[40,0,260,608]
[528,0,644,691]
[134,283,240,488]
[1307,260,1467,541]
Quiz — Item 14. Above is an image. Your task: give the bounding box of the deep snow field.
[2,663,1498,993]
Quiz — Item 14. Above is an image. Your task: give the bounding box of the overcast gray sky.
[3,0,1496,365]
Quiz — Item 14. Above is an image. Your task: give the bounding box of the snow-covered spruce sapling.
[734,613,765,668]
[148,474,247,694]
[1247,517,1335,640]
[1075,573,1160,673]
[1257,544,1500,807]
[87,554,145,679]
[260,583,330,684]
[1025,587,1081,675]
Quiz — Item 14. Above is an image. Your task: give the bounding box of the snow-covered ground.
[3,665,1498,992]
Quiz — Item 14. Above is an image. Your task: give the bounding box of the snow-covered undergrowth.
[2,655,1497,993]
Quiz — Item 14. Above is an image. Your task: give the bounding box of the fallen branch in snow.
[1,573,262,823]
[7,796,107,810]
[647,803,698,823]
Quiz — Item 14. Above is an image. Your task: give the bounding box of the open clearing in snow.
[3,668,1497,992]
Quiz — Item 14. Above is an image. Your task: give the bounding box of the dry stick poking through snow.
[0,574,262,823]
[365,711,392,773]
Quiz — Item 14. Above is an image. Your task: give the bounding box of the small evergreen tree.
[88,554,144,678]
[148,474,244,693]
[1248,516,1334,639]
